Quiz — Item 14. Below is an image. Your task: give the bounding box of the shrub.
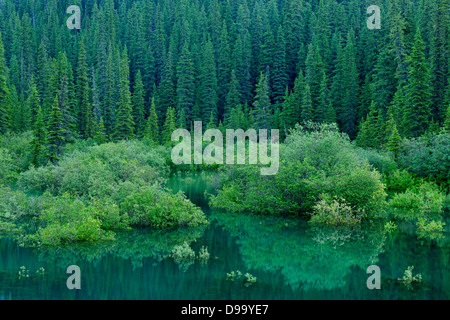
[355,147,397,175]
[0,186,39,219]
[0,148,19,184]
[384,221,398,233]
[211,123,386,218]
[171,241,196,271]
[386,169,417,192]
[310,195,362,226]
[198,246,210,263]
[389,182,445,213]
[398,266,422,289]
[121,186,208,229]
[17,140,169,200]
[0,131,33,173]
[22,193,126,246]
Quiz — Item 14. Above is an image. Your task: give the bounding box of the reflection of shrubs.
[171,242,196,271]
[198,246,210,263]
[121,186,208,229]
[389,182,445,213]
[226,270,257,287]
[310,195,362,226]
[416,217,445,241]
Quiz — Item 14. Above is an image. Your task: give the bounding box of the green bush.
[0,186,39,219]
[22,193,127,246]
[355,147,397,175]
[210,123,386,218]
[0,148,19,184]
[121,186,208,229]
[389,182,445,213]
[17,140,169,200]
[385,169,417,192]
[0,131,33,173]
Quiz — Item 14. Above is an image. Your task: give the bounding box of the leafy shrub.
[0,131,33,173]
[0,148,19,184]
[355,147,397,175]
[17,141,169,200]
[0,186,40,219]
[386,169,417,192]
[226,270,257,287]
[198,246,210,263]
[310,195,362,226]
[22,193,127,246]
[389,182,445,213]
[121,186,208,229]
[211,123,386,218]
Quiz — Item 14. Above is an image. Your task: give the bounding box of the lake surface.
[1,173,450,300]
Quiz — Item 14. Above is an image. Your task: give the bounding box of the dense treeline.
[0,0,448,165]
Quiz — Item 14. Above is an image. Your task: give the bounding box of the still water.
[1,173,449,300]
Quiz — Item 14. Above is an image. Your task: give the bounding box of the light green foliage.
[0,131,33,173]
[310,195,362,226]
[121,186,208,229]
[0,186,37,219]
[211,123,386,218]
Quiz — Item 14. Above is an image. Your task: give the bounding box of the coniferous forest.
[0,0,450,302]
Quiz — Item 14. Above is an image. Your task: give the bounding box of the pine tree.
[281,72,304,133]
[176,43,195,125]
[271,25,288,106]
[444,104,450,131]
[93,117,107,145]
[145,97,159,143]
[301,84,313,123]
[198,40,218,124]
[132,70,145,137]
[27,80,41,127]
[387,121,402,159]
[0,31,12,134]
[46,95,65,163]
[224,70,241,125]
[76,36,93,139]
[253,72,271,130]
[162,107,176,144]
[402,28,433,137]
[31,106,46,167]
[115,47,135,140]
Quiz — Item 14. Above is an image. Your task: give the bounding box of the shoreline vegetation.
[0,122,449,248]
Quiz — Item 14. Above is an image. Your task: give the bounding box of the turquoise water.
[1,173,450,300]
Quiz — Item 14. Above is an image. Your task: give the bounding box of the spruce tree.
[76,36,93,139]
[0,31,12,135]
[46,95,65,163]
[31,106,46,166]
[162,107,176,145]
[145,97,159,143]
[132,70,145,137]
[402,28,433,137]
[93,117,107,145]
[176,43,195,125]
[301,84,313,123]
[115,47,135,140]
[253,72,271,130]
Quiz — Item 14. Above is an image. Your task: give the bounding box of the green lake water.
[1,173,450,300]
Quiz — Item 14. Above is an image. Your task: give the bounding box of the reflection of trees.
[211,212,386,291]
[34,226,207,270]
